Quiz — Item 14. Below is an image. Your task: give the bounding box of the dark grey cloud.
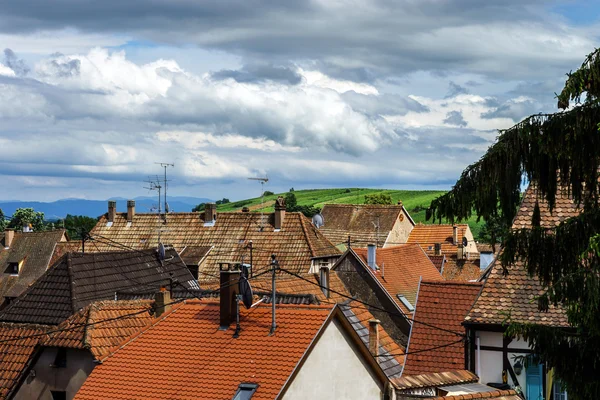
[3,49,29,76]
[445,81,469,98]
[211,63,302,85]
[480,98,540,122]
[0,0,590,82]
[443,110,467,127]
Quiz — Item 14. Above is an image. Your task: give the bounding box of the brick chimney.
[204,203,217,222]
[4,229,14,248]
[219,262,240,329]
[154,287,172,318]
[452,225,458,245]
[127,200,135,222]
[368,319,380,357]
[274,196,286,230]
[108,201,117,223]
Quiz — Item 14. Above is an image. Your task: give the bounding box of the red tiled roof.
[43,300,155,360]
[250,272,350,304]
[352,245,443,317]
[89,212,340,283]
[0,322,48,398]
[75,301,335,400]
[319,204,410,248]
[466,185,571,327]
[442,258,482,282]
[432,389,520,400]
[403,281,482,375]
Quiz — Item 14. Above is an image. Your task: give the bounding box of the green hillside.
[217,188,484,239]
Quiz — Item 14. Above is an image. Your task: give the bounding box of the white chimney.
[319,267,330,298]
[367,244,377,270]
[452,225,458,245]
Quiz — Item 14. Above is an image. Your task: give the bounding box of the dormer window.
[5,262,18,275]
[233,383,258,400]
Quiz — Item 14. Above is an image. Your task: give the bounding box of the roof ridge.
[82,305,94,350]
[420,280,483,286]
[299,214,316,257]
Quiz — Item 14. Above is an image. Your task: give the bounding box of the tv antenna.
[248,176,269,230]
[155,162,174,218]
[144,176,162,217]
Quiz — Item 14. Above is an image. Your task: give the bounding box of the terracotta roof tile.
[75,301,334,400]
[465,185,571,327]
[89,212,340,283]
[0,249,196,325]
[403,281,482,375]
[0,322,48,398]
[432,389,521,399]
[0,230,66,300]
[320,204,409,247]
[43,300,155,360]
[352,245,443,317]
[392,370,478,390]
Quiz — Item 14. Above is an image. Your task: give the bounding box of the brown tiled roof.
[442,258,482,282]
[0,230,66,300]
[43,300,155,360]
[75,301,338,400]
[352,245,443,317]
[0,249,197,325]
[320,204,410,247]
[432,389,520,399]
[465,185,571,327]
[392,370,478,390]
[179,245,212,265]
[428,255,445,272]
[403,281,482,376]
[49,240,82,266]
[0,322,48,399]
[250,272,351,304]
[89,211,339,283]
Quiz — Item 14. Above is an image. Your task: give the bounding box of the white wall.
[476,331,531,391]
[282,319,383,400]
[384,210,414,247]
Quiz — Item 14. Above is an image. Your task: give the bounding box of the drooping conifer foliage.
[427,48,600,400]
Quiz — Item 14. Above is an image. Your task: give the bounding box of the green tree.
[284,192,297,209]
[263,190,274,196]
[0,209,6,231]
[192,203,205,212]
[56,214,98,239]
[427,49,600,399]
[477,213,510,245]
[8,208,45,232]
[364,193,393,205]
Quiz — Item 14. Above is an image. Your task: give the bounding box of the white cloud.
[0,63,15,76]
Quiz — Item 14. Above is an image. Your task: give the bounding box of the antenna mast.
[144,176,162,217]
[248,176,269,229]
[155,162,174,218]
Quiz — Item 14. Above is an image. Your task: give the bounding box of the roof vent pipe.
[452,225,458,245]
[367,244,377,270]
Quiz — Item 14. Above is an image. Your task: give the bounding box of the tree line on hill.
[0,207,97,239]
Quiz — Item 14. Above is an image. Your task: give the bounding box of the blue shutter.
[526,362,544,400]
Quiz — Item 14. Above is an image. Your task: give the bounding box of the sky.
[0,0,599,202]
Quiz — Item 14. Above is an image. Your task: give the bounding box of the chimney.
[274,196,286,230]
[319,267,330,298]
[367,244,377,270]
[368,319,380,357]
[434,243,442,256]
[241,206,250,213]
[108,201,117,223]
[154,287,172,318]
[127,200,135,222]
[4,229,14,248]
[452,225,458,245]
[219,262,241,329]
[204,203,217,222]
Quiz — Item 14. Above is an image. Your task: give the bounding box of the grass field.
[217,188,485,239]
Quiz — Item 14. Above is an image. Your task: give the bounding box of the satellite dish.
[462,237,468,247]
[312,213,325,228]
[240,264,250,278]
[158,242,166,261]
[238,276,253,309]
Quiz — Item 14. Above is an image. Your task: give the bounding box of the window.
[397,294,415,312]
[52,348,67,368]
[51,391,66,400]
[553,381,568,400]
[233,383,258,400]
[5,263,18,275]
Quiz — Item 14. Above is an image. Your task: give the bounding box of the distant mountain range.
[0,196,212,220]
